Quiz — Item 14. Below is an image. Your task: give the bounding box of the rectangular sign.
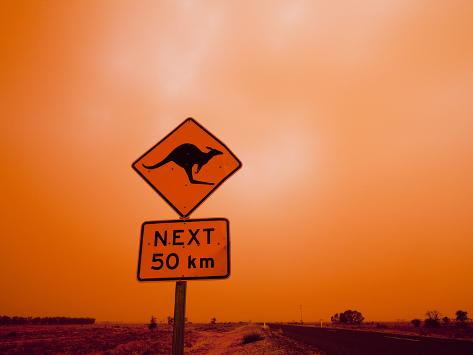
[137,218,230,281]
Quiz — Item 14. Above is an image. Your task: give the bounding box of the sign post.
[172,280,186,355]
[132,117,241,355]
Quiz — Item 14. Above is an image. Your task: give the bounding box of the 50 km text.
[151,253,215,270]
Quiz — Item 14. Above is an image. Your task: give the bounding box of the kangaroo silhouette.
[143,143,223,185]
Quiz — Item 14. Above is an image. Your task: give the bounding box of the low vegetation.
[0,316,95,325]
[242,332,264,344]
[326,309,472,339]
[409,309,470,330]
[148,316,157,331]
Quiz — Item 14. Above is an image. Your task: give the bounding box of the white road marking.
[384,336,421,342]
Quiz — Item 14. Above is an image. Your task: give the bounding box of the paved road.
[268,324,473,355]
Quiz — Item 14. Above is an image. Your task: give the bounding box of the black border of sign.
[132,117,242,217]
[137,218,230,281]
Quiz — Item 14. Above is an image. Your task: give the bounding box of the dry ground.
[188,323,319,354]
[0,323,321,354]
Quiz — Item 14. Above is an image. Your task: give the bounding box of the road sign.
[137,218,230,281]
[132,118,242,217]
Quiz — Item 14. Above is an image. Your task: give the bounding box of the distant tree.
[442,316,450,325]
[455,310,468,323]
[210,317,216,324]
[167,316,174,325]
[148,316,157,331]
[331,310,364,325]
[0,316,94,325]
[410,319,421,328]
[343,310,364,325]
[424,311,441,328]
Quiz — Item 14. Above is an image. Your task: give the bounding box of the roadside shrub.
[411,319,421,328]
[148,316,157,331]
[331,313,339,323]
[242,332,264,344]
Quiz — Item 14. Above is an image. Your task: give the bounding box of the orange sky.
[1,1,472,323]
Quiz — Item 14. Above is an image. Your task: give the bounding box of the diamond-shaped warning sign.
[132,118,242,217]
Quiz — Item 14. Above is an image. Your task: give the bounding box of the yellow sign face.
[132,118,242,217]
[137,218,230,281]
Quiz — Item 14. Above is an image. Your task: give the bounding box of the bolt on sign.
[132,118,242,217]
[138,219,230,281]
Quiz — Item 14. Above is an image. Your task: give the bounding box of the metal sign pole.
[172,280,186,355]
